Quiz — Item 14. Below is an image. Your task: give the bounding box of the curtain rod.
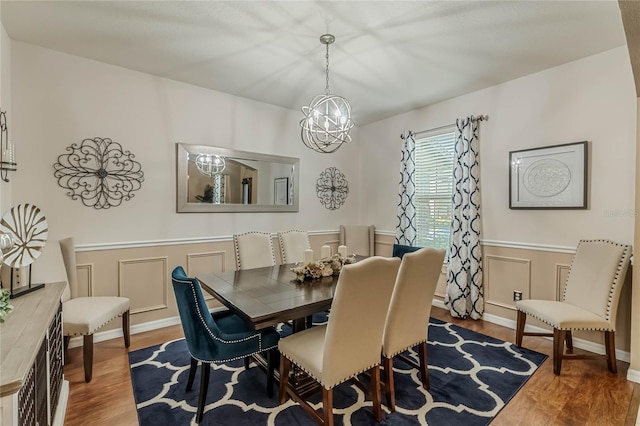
[401,115,489,139]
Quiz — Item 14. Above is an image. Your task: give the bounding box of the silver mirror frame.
[176,143,300,213]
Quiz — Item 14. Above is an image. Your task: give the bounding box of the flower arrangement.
[291,253,355,283]
[0,289,13,324]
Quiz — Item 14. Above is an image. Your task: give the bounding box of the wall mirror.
[176,143,299,213]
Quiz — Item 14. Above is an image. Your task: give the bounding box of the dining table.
[196,257,364,396]
[197,262,344,332]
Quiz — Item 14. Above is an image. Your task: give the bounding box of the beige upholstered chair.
[515,239,631,375]
[59,237,130,382]
[233,231,277,270]
[382,247,445,411]
[339,225,375,256]
[279,256,401,425]
[277,230,311,264]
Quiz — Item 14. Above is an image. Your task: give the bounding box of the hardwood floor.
[63,307,640,425]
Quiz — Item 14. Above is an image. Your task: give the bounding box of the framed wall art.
[274,177,289,205]
[509,141,587,209]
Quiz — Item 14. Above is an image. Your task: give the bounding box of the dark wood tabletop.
[197,264,340,330]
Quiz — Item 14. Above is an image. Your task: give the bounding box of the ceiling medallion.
[300,34,354,154]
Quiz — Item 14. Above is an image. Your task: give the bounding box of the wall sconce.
[0,110,17,182]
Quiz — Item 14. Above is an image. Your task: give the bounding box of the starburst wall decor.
[54,137,144,209]
[316,167,348,210]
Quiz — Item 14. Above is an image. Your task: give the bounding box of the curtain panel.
[396,132,417,246]
[445,117,484,319]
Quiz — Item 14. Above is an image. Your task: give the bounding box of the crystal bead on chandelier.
[300,34,354,154]
[195,154,225,177]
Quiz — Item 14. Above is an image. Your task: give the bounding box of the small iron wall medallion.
[316,167,348,210]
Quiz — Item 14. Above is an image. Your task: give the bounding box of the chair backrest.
[339,225,375,256]
[562,239,631,326]
[382,248,445,357]
[59,237,77,301]
[171,266,224,361]
[278,230,311,264]
[233,231,276,270]
[392,243,422,259]
[322,256,400,388]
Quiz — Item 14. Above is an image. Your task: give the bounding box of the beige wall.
[70,232,341,332]
[8,41,361,246]
[358,47,636,247]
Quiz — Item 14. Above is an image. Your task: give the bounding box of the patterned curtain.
[395,132,417,245]
[445,117,483,319]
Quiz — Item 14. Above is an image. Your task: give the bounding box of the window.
[414,131,456,250]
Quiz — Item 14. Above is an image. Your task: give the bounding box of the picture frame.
[509,141,587,209]
[274,177,289,205]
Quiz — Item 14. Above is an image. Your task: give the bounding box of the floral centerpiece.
[291,253,355,283]
[0,289,13,323]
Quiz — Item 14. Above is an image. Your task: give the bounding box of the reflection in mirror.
[176,143,299,213]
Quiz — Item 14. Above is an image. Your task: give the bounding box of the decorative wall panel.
[485,255,531,310]
[118,257,168,314]
[76,263,94,297]
[187,251,226,301]
[555,263,571,300]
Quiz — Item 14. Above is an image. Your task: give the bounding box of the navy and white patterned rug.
[129,317,546,425]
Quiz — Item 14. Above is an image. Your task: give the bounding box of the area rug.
[129,317,547,425]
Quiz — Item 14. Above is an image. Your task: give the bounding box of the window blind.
[414,131,456,250]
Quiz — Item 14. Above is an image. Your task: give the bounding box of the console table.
[0,282,68,426]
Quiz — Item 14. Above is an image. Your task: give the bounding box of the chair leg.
[370,365,383,422]
[186,357,198,391]
[322,387,334,426]
[63,336,70,365]
[266,349,276,398]
[565,330,573,352]
[122,310,130,348]
[244,356,251,370]
[83,334,93,382]
[382,356,395,412]
[418,341,430,390]
[279,355,291,404]
[553,328,566,375]
[605,331,617,373]
[196,362,211,424]
[515,310,526,347]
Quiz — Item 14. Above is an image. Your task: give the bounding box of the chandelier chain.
[325,42,330,95]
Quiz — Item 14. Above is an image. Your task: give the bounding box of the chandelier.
[300,34,354,154]
[195,154,225,177]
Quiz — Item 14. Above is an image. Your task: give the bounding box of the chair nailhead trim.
[233,231,277,270]
[561,239,631,322]
[277,230,310,263]
[63,308,129,336]
[174,276,263,348]
[383,339,427,358]
[280,351,380,389]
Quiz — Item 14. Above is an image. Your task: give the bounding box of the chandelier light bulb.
[195,154,226,177]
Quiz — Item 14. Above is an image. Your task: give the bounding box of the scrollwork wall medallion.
[54,137,144,209]
[316,167,348,210]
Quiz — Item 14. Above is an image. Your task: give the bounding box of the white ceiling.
[0,1,628,125]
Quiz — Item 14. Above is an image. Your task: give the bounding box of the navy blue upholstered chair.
[392,243,422,259]
[171,266,280,423]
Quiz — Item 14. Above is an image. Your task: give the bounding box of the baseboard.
[431,301,631,363]
[627,368,640,384]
